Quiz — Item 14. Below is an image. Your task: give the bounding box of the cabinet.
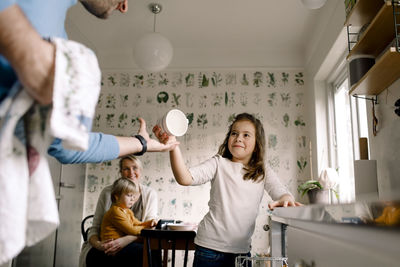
[269,204,400,267]
[287,226,399,267]
[345,0,400,96]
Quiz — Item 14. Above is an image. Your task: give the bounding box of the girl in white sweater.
[154,112,301,267]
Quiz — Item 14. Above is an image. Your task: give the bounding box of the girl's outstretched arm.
[153,125,193,186]
[170,146,193,186]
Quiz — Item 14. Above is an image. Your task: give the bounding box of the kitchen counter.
[271,200,400,228]
[269,201,400,266]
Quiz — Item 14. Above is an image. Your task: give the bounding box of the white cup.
[157,109,188,136]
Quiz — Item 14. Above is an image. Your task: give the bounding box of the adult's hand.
[0,5,55,105]
[268,194,303,210]
[103,235,140,256]
[116,118,179,157]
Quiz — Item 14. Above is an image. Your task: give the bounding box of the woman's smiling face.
[227,120,256,165]
[120,158,141,183]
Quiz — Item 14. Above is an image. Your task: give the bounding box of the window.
[327,57,368,203]
[357,98,368,139]
[331,78,355,203]
[327,65,369,203]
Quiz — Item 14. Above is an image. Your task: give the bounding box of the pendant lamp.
[134,3,173,72]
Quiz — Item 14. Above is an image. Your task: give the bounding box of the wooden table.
[141,228,196,267]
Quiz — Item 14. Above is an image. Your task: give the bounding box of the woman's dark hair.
[218,113,266,182]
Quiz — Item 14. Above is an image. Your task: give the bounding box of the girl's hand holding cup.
[153,109,188,144]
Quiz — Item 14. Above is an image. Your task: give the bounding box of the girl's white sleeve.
[189,155,219,185]
[264,166,292,200]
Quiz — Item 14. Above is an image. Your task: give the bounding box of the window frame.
[326,56,366,203]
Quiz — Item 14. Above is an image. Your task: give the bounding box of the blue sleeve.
[0,0,16,11]
[48,132,120,164]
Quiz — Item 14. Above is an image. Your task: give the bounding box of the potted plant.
[299,141,339,204]
[297,177,339,204]
[297,180,329,204]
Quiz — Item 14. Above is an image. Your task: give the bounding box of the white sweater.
[190,155,291,253]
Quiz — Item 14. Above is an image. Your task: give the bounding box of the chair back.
[81,215,94,242]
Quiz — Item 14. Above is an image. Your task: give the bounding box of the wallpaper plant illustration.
[84,69,310,264]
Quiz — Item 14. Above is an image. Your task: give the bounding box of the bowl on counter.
[167,223,197,231]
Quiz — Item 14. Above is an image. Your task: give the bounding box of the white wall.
[84,68,311,265]
[304,0,400,200]
[367,80,400,200]
[303,0,346,179]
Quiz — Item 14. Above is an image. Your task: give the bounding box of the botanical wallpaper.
[83,69,310,264]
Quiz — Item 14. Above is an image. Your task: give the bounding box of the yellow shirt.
[100,205,145,240]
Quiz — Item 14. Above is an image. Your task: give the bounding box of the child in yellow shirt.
[100,178,157,241]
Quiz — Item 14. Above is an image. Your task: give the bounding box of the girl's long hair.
[218,113,266,182]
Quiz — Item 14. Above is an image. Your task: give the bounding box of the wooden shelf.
[347,1,395,59]
[344,0,383,27]
[349,47,400,96]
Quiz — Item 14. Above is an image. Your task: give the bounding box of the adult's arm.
[88,232,139,256]
[0,4,55,105]
[48,118,179,164]
[88,188,110,243]
[139,186,157,221]
[48,133,120,164]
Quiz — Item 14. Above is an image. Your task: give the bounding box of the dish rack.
[235,256,288,267]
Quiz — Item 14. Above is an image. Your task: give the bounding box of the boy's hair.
[111,178,139,203]
[218,113,266,182]
[119,155,143,172]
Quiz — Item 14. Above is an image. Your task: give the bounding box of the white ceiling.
[65,0,341,69]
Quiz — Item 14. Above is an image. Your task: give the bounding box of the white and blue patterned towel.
[0,38,101,265]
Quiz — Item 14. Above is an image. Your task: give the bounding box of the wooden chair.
[81,214,94,242]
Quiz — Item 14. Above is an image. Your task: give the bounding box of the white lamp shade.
[301,0,327,9]
[134,32,173,72]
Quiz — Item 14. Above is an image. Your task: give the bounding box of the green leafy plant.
[297,180,323,196]
[297,180,339,200]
